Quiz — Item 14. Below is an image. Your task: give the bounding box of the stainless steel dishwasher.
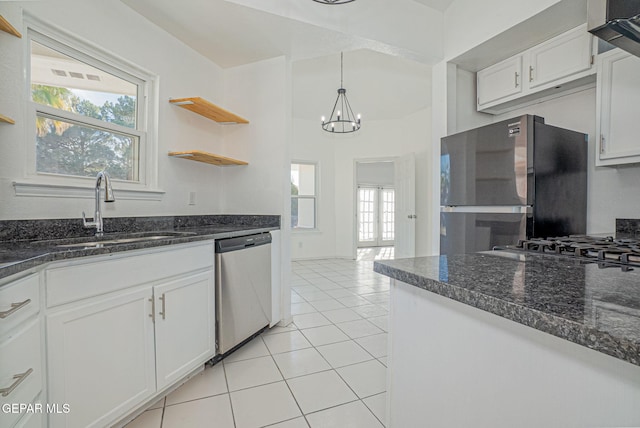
[215,232,272,355]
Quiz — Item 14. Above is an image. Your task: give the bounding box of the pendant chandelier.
[321,52,361,133]
[312,0,356,4]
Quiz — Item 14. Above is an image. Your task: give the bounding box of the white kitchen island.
[376,253,640,428]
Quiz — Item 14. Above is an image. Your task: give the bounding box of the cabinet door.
[46,288,155,428]
[528,24,592,89]
[154,270,215,390]
[596,50,640,166]
[477,55,523,107]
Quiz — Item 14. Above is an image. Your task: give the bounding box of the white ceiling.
[121,0,447,68]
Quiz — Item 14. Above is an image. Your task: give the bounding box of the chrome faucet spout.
[83,170,115,236]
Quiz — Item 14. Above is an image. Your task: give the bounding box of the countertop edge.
[374,261,640,368]
[0,226,278,281]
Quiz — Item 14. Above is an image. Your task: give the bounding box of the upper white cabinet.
[477,24,595,114]
[528,25,593,89]
[477,56,523,106]
[596,49,640,166]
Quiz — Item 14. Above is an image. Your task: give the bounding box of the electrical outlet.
[188,191,196,205]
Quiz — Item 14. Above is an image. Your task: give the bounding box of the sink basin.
[56,235,179,248]
[25,231,198,249]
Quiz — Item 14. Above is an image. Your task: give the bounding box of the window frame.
[291,161,319,232]
[16,15,161,200]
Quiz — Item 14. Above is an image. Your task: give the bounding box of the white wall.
[444,0,565,61]
[291,107,432,260]
[0,0,230,219]
[221,56,289,216]
[431,0,640,248]
[291,50,433,260]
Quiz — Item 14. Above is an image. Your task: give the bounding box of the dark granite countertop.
[0,215,279,281]
[374,251,640,367]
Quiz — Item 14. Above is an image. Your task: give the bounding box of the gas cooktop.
[498,235,640,271]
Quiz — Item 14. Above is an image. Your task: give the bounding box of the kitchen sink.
[56,235,179,248]
[27,231,197,249]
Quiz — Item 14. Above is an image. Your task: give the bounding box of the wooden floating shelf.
[169,97,249,124]
[0,114,15,125]
[0,15,22,38]
[168,150,248,166]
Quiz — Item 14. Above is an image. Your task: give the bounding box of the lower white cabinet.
[46,288,156,428]
[154,271,214,390]
[596,48,640,166]
[45,242,216,428]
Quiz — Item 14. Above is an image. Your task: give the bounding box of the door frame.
[352,157,397,259]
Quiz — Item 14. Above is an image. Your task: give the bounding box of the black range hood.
[588,0,640,57]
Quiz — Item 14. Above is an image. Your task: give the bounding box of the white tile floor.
[126,257,390,428]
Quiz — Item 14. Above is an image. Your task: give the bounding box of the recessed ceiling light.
[69,72,84,79]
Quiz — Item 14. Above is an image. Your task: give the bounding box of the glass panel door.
[358,187,377,246]
[380,188,395,245]
[358,186,395,247]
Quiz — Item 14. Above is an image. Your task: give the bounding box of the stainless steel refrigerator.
[440,115,588,255]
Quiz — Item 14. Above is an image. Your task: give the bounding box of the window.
[291,162,317,230]
[24,22,157,193]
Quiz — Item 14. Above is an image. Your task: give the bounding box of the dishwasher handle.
[215,233,272,253]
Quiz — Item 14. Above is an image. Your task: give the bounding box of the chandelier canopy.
[321,53,361,134]
[312,0,356,4]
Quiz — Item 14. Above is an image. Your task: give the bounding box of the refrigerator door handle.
[441,206,533,214]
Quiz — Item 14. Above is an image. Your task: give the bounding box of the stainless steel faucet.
[83,170,115,236]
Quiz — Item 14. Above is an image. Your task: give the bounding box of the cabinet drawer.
[46,242,214,307]
[0,273,40,338]
[0,319,43,428]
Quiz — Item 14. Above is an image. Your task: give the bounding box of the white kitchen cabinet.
[477,56,523,107]
[46,287,156,428]
[0,272,44,428]
[45,242,216,428]
[154,271,214,390]
[528,24,592,89]
[596,49,640,166]
[477,24,595,114]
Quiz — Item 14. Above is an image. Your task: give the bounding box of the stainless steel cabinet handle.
[149,297,155,322]
[600,135,606,154]
[515,72,520,87]
[159,294,166,320]
[529,66,534,82]
[0,299,31,319]
[0,368,33,397]
[407,214,417,219]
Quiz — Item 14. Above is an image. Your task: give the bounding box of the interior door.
[394,153,416,258]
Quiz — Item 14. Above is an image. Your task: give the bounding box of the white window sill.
[13,181,165,201]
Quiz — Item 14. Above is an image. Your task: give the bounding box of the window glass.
[30,38,142,181]
[36,117,139,180]
[291,163,317,229]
